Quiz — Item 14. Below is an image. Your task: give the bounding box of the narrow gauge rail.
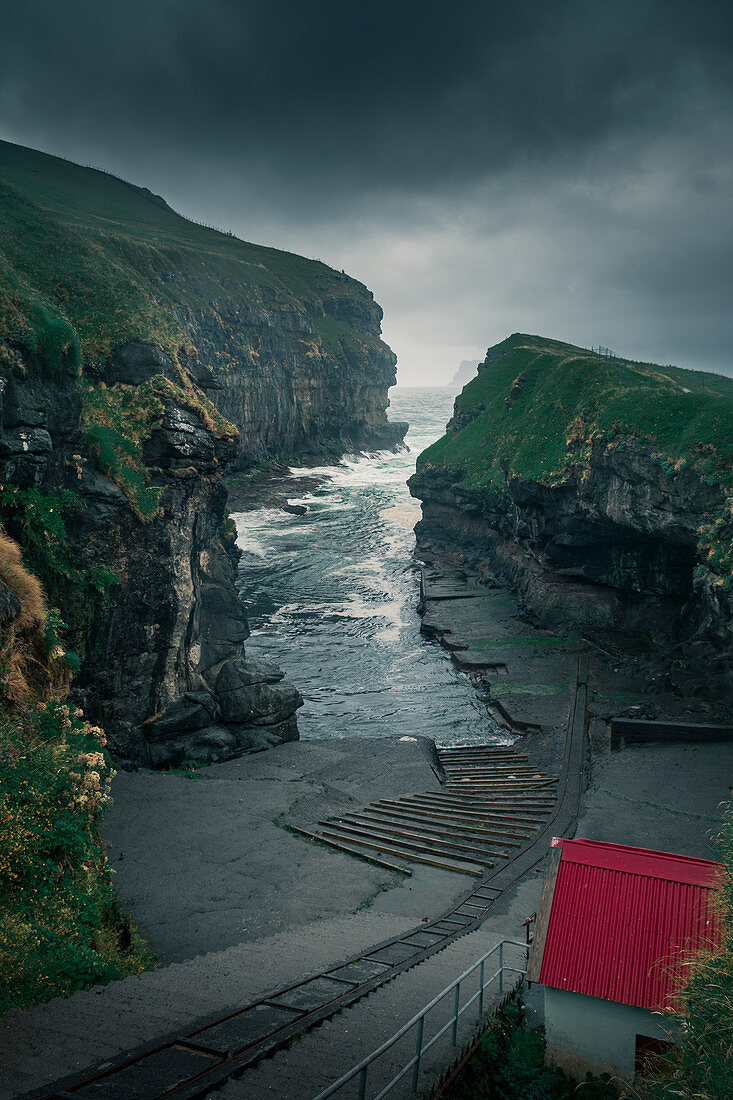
[38,660,589,1100]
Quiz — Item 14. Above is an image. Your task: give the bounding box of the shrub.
[0,529,45,631]
[438,991,617,1099]
[0,700,153,1012]
[639,807,733,1099]
[0,486,120,661]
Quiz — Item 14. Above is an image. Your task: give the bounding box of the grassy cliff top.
[0,140,394,518]
[418,334,733,489]
[414,333,733,576]
[0,139,385,369]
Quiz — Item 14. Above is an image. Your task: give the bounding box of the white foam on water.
[380,502,421,531]
[234,388,510,746]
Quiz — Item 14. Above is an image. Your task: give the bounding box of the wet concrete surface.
[102,736,465,963]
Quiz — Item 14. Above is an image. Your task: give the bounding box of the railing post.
[452,983,460,1045]
[499,942,504,993]
[412,1016,425,1093]
[479,959,485,1016]
[358,1064,368,1100]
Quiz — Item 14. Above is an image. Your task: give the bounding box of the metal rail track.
[38,657,589,1100]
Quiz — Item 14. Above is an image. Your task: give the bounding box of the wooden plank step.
[442,781,556,790]
[319,821,492,870]
[441,789,555,803]
[442,774,556,783]
[443,796,555,809]
[438,751,527,760]
[400,796,548,822]
[440,765,537,774]
[403,791,545,808]
[446,770,557,779]
[369,810,535,843]
[288,826,412,875]
[351,806,530,844]
[443,772,542,781]
[316,829,484,877]
[439,749,526,756]
[382,795,545,821]
[392,797,547,824]
[446,786,556,797]
[445,771,556,780]
[334,814,514,859]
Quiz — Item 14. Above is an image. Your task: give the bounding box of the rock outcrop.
[0,141,405,764]
[410,335,733,696]
[0,356,305,764]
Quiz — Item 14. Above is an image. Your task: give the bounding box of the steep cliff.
[410,335,733,694]
[0,140,404,763]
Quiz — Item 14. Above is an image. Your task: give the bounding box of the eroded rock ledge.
[0,358,306,765]
[409,337,732,697]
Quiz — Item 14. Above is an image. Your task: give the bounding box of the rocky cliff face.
[176,281,404,464]
[0,142,405,764]
[410,336,733,696]
[0,349,306,765]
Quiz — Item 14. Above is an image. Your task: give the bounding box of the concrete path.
[578,731,733,860]
[101,737,465,963]
[213,877,543,1100]
[1,911,421,1100]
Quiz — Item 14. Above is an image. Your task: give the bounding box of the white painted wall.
[544,986,675,1081]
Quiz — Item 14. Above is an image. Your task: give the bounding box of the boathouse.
[526,837,722,1081]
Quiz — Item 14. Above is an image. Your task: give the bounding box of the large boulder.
[147,715,300,768]
[144,692,221,742]
[215,658,302,725]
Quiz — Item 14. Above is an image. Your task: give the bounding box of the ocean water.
[232,387,507,747]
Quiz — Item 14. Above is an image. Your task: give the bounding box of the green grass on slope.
[0,140,393,517]
[0,139,347,297]
[416,334,733,578]
[0,138,387,370]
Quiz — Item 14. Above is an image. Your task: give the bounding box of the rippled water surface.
[233,388,506,747]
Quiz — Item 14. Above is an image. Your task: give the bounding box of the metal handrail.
[311,937,529,1100]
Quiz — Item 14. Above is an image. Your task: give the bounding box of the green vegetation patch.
[0,139,393,513]
[0,486,119,662]
[0,139,390,373]
[82,375,238,520]
[414,334,733,580]
[0,701,153,1013]
[439,991,617,1099]
[643,805,733,1099]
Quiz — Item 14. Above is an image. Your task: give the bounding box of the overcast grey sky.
[2,0,732,383]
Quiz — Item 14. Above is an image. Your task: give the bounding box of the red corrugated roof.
[538,838,722,1010]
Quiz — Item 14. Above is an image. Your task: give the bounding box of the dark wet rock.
[216,658,301,726]
[103,341,177,386]
[0,582,21,626]
[145,404,223,472]
[411,438,732,695]
[144,693,221,742]
[283,503,307,515]
[148,724,241,768]
[216,658,285,692]
[147,714,299,768]
[0,426,53,455]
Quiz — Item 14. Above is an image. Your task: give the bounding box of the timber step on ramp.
[296,746,558,877]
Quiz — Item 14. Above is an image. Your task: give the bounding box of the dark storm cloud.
[2,0,732,198]
[1,1,732,381]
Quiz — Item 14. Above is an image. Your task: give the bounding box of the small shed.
[527,837,721,1081]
